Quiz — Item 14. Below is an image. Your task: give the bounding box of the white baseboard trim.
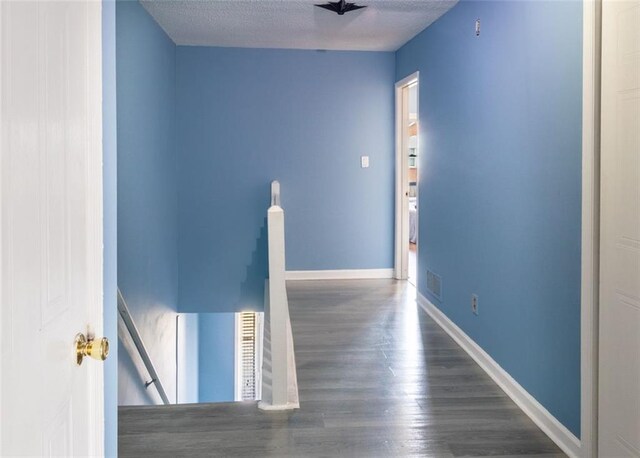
[416,293,581,458]
[285,268,394,281]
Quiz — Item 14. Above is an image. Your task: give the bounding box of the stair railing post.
[267,204,288,406]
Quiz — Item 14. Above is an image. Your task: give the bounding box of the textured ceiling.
[140,0,458,51]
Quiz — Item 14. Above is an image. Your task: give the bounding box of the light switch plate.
[361,156,370,168]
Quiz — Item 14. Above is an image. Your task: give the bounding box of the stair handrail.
[117,288,170,405]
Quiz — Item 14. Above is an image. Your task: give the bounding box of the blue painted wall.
[198,313,236,402]
[102,0,117,454]
[396,1,582,436]
[176,48,396,313]
[177,314,200,403]
[116,0,179,405]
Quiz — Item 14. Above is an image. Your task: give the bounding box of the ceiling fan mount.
[315,0,367,16]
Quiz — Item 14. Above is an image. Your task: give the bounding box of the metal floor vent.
[426,269,442,301]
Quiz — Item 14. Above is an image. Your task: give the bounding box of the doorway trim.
[394,71,419,280]
[0,2,4,452]
[581,1,601,457]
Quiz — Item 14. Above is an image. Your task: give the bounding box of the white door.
[598,1,640,456]
[1,1,104,456]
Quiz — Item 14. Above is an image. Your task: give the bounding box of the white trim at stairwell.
[285,269,394,281]
[416,292,581,458]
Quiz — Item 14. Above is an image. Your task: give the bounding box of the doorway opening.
[394,73,419,286]
[172,311,264,405]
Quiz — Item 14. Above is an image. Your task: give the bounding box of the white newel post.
[267,205,288,407]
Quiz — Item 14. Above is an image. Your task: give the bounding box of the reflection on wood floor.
[119,280,565,457]
[409,242,417,286]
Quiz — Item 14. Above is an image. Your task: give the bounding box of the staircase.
[116,181,298,410]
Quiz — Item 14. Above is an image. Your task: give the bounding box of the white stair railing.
[117,288,170,405]
[259,181,299,410]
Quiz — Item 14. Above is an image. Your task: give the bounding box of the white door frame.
[394,72,419,280]
[581,1,601,457]
[0,2,4,451]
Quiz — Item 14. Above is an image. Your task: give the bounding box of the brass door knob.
[75,333,109,366]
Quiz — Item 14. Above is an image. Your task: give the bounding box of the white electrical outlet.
[472,294,479,315]
[361,156,369,168]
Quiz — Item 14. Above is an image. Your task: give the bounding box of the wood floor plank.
[119,280,565,457]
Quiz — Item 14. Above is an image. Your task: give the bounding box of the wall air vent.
[426,269,442,301]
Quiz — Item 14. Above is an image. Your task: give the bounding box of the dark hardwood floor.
[119,280,565,457]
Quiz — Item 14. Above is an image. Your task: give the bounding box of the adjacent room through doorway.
[407,82,418,286]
